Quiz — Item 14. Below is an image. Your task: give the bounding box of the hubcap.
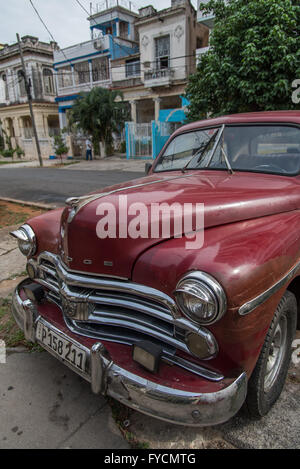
[264,316,287,393]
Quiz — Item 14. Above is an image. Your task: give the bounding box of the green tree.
[68,87,129,158]
[53,133,69,163]
[186,0,300,120]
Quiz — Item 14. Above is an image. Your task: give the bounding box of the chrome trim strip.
[65,172,199,220]
[206,124,225,168]
[12,289,247,426]
[107,366,247,426]
[35,252,220,362]
[162,355,222,381]
[37,253,220,359]
[12,281,224,385]
[38,256,128,281]
[239,260,300,316]
[38,252,178,317]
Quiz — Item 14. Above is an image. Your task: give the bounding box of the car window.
[154,128,219,171]
[155,125,300,175]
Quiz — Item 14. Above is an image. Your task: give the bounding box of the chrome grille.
[34,252,223,382]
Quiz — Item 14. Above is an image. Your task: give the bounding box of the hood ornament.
[65,173,197,223]
[65,197,81,208]
[65,195,102,223]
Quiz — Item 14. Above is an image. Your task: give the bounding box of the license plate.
[36,322,87,373]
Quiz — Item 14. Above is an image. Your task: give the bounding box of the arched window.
[17,70,26,97]
[43,68,55,95]
[0,74,9,101]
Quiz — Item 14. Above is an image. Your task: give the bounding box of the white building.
[53,2,139,129]
[0,36,59,160]
[196,0,228,61]
[54,0,209,127]
[111,0,209,123]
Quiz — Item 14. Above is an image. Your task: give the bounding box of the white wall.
[139,13,188,82]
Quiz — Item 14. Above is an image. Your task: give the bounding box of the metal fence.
[125,121,181,160]
[125,122,152,159]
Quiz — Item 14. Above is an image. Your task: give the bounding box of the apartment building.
[0,36,59,159]
[54,0,209,128]
[111,0,209,123]
[53,2,139,129]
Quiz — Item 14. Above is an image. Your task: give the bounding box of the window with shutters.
[155,35,170,70]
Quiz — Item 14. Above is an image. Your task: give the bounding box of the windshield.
[154,125,300,176]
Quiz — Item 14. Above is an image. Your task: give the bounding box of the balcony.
[53,37,110,66]
[197,0,215,28]
[144,68,174,88]
[196,46,211,63]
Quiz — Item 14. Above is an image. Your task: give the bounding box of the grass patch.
[0,298,43,351]
[0,160,29,165]
[0,201,46,229]
[51,161,80,168]
[107,397,150,449]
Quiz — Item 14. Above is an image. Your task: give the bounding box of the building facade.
[112,0,209,124]
[53,3,139,129]
[0,36,59,160]
[54,0,209,128]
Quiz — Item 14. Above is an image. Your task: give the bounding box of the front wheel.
[245,291,297,418]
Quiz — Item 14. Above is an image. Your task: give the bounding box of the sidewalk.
[61,157,148,173]
[0,225,129,449]
[0,156,148,172]
[0,225,26,286]
[0,352,129,449]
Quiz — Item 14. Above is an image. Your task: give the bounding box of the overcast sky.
[1,0,197,49]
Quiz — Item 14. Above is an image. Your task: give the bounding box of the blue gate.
[151,121,183,159]
[125,98,188,160]
[125,122,152,160]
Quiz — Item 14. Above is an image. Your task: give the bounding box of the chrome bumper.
[12,282,248,427]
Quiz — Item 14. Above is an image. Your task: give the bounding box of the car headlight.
[10,224,36,257]
[175,271,227,325]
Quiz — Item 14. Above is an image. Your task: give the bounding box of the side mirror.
[145,162,152,175]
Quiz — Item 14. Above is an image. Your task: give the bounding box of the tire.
[245,290,297,418]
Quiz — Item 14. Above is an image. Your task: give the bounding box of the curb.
[6,347,30,354]
[0,197,57,211]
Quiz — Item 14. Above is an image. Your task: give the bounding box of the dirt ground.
[0,201,45,229]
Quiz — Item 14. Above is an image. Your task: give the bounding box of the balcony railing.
[144,68,174,82]
[112,77,142,89]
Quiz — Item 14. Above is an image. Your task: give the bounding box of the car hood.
[60,170,300,279]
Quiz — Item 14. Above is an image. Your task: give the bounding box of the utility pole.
[17,34,43,167]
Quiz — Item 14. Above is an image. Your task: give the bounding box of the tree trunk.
[100,140,106,158]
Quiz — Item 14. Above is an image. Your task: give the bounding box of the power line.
[75,0,91,18]
[28,0,73,67]
[53,52,197,71]
[75,0,105,29]
[29,0,57,44]
[74,0,139,58]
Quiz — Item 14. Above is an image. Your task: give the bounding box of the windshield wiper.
[181,131,218,173]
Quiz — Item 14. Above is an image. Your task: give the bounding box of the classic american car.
[10,111,300,426]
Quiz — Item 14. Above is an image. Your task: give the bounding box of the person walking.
[86,138,93,161]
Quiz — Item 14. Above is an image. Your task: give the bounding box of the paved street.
[0,167,144,206]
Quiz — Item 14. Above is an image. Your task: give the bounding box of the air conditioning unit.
[94,39,104,50]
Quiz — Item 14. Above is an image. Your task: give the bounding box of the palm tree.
[68,87,129,158]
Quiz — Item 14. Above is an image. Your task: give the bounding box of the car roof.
[175,111,300,137]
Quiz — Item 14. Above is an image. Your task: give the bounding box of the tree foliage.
[68,87,129,155]
[186,0,300,120]
[53,133,69,163]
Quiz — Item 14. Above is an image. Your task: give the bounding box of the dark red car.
[11,111,300,426]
